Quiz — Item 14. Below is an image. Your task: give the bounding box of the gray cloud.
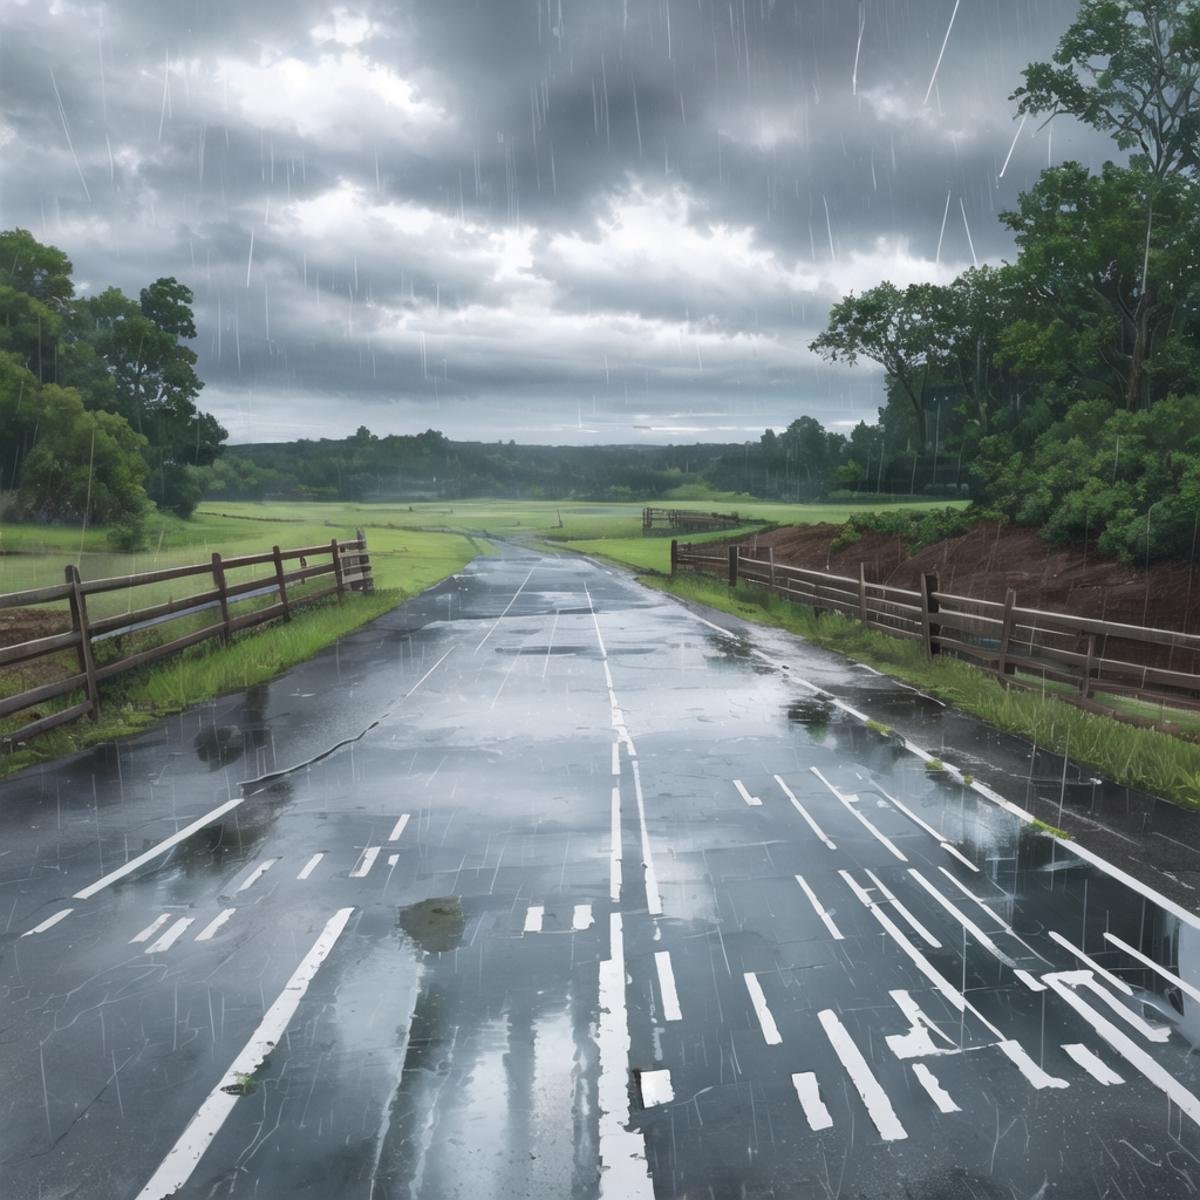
[0,0,1116,444]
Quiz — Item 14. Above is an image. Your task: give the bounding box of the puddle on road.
[398,897,467,953]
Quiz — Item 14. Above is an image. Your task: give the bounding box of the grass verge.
[643,571,1200,810]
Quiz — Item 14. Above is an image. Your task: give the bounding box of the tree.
[1012,0,1200,182]
[809,282,940,447]
[0,228,74,313]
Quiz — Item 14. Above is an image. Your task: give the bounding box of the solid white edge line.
[1065,839,1200,932]
[145,916,195,954]
[795,874,844,940]
[911,1062,960,1113]
[791,1072,833,1130]
[130,913,171,943]
[733,779,762,807]
[387,813,410,842]
[74,798,243,900]
[1103,931,1200,1006]
[195,909,237,942]
[135,908,355,1199]
[939,842,980,872]
[655,950,682,1021]
[774,775,836,850]
[818,1008,907,1141]
[1062,1042,1124,1086]
[1047,931,1133,996]
[743,972,783,1045]
[297,853,324,881]
[349,847,381,879]
[22,908,74,937]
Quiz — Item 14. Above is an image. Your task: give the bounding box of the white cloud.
[310,8,376,46]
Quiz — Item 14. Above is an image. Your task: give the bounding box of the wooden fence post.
[211,552,232,644]
[768,546,776,591]
[728,546,739,588]
[357,530,375,593]
[669,539,678,577]
[330,538,346,601]
[920,572,941,657]
[996,587,1017,683]
[272,545,291,620]
[1080,634,1096,699]
[858,561,868,624]
[65,564,100,719]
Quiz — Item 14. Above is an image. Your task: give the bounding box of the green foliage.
[830,505,977,553]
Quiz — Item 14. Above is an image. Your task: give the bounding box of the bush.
[106,506,151,551]
[830,505,978,554]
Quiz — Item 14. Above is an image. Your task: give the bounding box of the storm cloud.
[0,0,1114,443]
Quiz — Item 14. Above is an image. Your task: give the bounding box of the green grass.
[644,572,1200,810]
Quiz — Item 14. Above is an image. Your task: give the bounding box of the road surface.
[2,545,1199,1199]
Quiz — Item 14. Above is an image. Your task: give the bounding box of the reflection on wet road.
[2,546,1199,1198]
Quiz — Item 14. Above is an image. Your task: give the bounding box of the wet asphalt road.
[3,545,1200,1199]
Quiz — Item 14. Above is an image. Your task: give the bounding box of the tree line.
[0,229,224,546]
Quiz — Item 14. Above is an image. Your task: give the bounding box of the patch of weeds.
[221,1072,258,1096]
[961,773,974,786]
[1031,817,1071,839]
[924,758,946,773]
[865,719,893,737]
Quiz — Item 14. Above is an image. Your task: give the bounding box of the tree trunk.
[1126,287,1155,411]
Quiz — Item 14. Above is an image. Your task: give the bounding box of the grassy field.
[646,572,1200,810]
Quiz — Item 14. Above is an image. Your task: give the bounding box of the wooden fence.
[673,540,1200,723]
[0,532,374,749]
[642,507,747,535]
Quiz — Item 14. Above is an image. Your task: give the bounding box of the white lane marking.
[1055,969,1170,1042]
[22,908,74,937]
[795,875,844,940]
[997,1039,1068,1089]
[935,867,1053,965]
[1060,838,1200,932]
[630,760,662,916]
[774,775,836,850]
[911,1063,960,1113]
[387,853,398,866]
[610,785,623,902]
[1015,969,1046,992]
[734,779,762,807]
[236,858,278,892]
[655,950,682,1021]
[862,869,942,949]
[387,813,410,842]
[130,913,172,943]
[886,989,957,1059]
[297,853,324,880]
[811,768,907,862]
[584,582,609,659]
[1103,931,1200,1006]
[1048,931,1133,996]
[1044,971,1200,1126]
[939,842,980,872]
[598,913,653,1198]
[908,869,1015,966]
[791,1072,833,1131]
[74,797,243,900]
[145,917,195,954]
[743,973,783,1045]
[195,909,237,942]
[818,1008,907,1141]
[474,563,537,653]
[611,742,620,776]
[1062,1043,1124,1086]
[523,905,544,933]
[135,908,355,1199]
[350,847,381,879]
[640,1069,674,1107]
[573,903,594,931]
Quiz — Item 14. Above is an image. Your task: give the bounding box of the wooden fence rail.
[673,539,1200,726]
[0,530,375,750]
[641,507,749,534]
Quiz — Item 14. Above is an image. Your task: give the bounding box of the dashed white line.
[795,875,844,940]
[350,847,381,879]
[135,907,355,1199]
[908,869,1014,966]
[734,779,762,807]
[611,742,620,776]
[145,917,195,954]
[743,973,782,1045]
[573,903,594,931]
[22,908,74,937]
[523,904,545,933]
[1103,931,1200,1006]
[1048,931,1133,996]
[818,1008,907,1141]
[911,1063,960,1112]
[1014,969,1046,992]
[655,950,682,1021]
[297,853,324,880]
[610,785,623,902]
[387,813,410,842]
[791,1072,833,1131]
[811,768,907,862]
[1062,1042,1124,1086]
[74,797,244,900]
[853,869,941,949]
[195,909,236,942]
[774,775,836,850]
[130,913,172,943]
[236,858,278,892]
[639,1069,674,1107]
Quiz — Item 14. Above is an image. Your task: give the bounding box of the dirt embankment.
[719,522,1200,634]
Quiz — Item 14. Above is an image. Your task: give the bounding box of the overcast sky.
[1,0,1111,444]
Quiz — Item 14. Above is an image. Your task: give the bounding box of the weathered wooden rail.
[673,540,1200,724]
[642,507,746,534]
[0,531,374,749]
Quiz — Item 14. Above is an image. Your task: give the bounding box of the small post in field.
[997,588,1017,683]
[330,538,346,601]
[669,539,678,577]
[212,552,232,645]
[65,564,100,719]
[728,546,739,588]
[272,545,291,619]
[920,572,941,657]
[858,562,868,623]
